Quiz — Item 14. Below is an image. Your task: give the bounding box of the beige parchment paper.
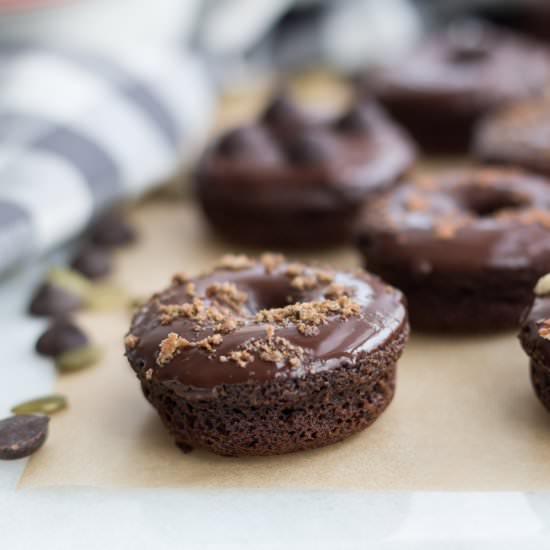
[18,198,550,491]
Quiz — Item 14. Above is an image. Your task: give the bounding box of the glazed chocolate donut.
[519,274,550,413]
[474,96,550,176]
[356,167,550,332]
[125,254,409,457]
[362,20,550,153]
[193,93,416,247]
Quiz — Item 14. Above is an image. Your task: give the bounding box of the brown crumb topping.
[434,217,467,240]
[220,335,305,368]
[157,331,224,365]
[405,194,427,212]
[216,254,254,271]
[157,332,192,364]
[125,334,139,349]
[285,263,305,277]
[260,253,285,274]
[323,283,351,299]
[538,319,550,340]
[185,282,195,297]
[255,295,361,336]
[291,275,318,291]
[171,272,189,286]
[206,282,248,311]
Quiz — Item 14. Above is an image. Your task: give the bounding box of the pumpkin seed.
[47,267,92,298]
[55,345,102,372]
[11,394,67,415]
[84,284,130,310]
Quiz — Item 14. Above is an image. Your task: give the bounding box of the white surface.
[1,489,550,548]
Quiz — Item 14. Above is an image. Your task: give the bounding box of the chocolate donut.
[519,274,550,413]
[356,167,550,332]
[474,96,550,176]
[125,254,409,457]
[194,93,416,247]
[362,21,550,153]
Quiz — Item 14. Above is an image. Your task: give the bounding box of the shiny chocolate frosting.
[474,96,550,174]
[366,20,550,111]
[194,93,416,211]
[357,167,550,275]
[125,255,407,390]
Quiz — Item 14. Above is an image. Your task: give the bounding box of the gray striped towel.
[0,42,214,276]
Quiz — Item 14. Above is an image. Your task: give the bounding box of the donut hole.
[244,276,301,312]
[462,187,529,217]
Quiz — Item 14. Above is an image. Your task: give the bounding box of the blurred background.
[1,0,550,275]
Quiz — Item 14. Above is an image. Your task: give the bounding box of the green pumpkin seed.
[84,284,130,310]
[11,394,67,415]
[55,345,102,372]
[47,267,92,298]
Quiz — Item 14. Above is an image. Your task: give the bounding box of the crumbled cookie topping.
[157,332,192,364]
[157,331,224,365]
[260,253,285,274]
[405,194,427,212]
[290,275,318,291]
[206,282,248,311]
[255,295,361,336]
[285,263,305,277]
[125,334,139,349]
[538,319,550,340]
[185,282,195,298]
[216,254,254,271]
[171,272,189,286]
[323,283,352,299]
[220,335,305,368]
[535,274,550,297]
[434,217,466,240]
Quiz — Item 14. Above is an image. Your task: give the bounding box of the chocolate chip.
[449,43,489,63]
[28,282,82,317]
[285,132,333,165]
[35,318,89,357]
[89,210,136,248]
[216,127,270,157]
[334,105,372,134]
[261,93,307,134]
[71,245,112,280]
[0,415,49,460]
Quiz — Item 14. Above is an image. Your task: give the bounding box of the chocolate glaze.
[362,21,550,153]
[474,96,550,175]
[125,261,407,391]
[367,21,550,112]
[194,96,416,212]
[357,167,550,275]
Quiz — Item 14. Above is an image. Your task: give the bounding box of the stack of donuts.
[126,20,550,457]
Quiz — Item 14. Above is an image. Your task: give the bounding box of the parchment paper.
[18,198,550,491]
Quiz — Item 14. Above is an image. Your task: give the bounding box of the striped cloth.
[0,42,214,276]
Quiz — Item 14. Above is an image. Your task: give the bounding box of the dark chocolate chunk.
[0,415,49,460]
[71,245,112,280]
[90,211,136,248]
[216,126,273,159]
[28,283,82,317]
[334,105,372,134]
[35,318,89,357]
[285,132,333,165]
[261,93,307,134]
